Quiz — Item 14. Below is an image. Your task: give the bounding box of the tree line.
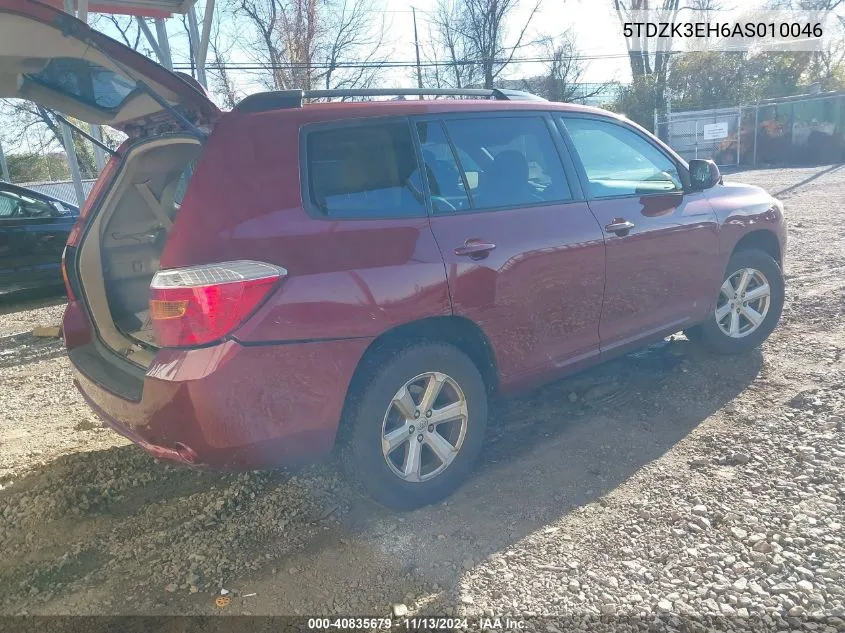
[613,0,845,128]
[2,0,844,182]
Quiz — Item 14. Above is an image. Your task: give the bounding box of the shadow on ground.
[0,289,66,314]
[0,337,762,620]
[0,332,66,369]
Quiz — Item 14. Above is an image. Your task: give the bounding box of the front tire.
[689,249,784,355]
[344,343,487,510]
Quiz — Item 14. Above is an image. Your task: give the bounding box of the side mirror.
[50,201,73,216]
[688,159,722,191]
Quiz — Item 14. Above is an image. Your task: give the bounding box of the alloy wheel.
[380,371,468,482]
[715,267,771,338]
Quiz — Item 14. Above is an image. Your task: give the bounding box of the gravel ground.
[0,165,843,630]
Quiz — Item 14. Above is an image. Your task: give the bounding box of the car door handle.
[605,219,635,236]
[454,239,496,259]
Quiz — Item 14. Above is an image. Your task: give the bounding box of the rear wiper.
[135,81,207,140]
[40,107,118,157]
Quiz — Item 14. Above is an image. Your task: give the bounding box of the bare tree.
[805,13,845,87]
[234,0,391,92]
[94,14,144,51]
[236,0,285,89]
[613,0,681,81]
[526,32,610,102]
[422,0,482,89]
[612,0,684,115]
[687,0,721,23]
[0,100,100,178]
[320,0,388,91]
[457,0,542,88]
[281,0,319,89]
[206,8,243,107]
[767,0,845,86]
[768,0,844,9]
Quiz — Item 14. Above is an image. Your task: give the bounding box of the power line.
[173,53,635,72]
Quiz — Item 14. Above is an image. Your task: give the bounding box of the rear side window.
[561,117,682,198]
[442,117,572,211]
[305,121,426,218]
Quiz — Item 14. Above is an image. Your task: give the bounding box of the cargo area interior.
[79,137,202,362]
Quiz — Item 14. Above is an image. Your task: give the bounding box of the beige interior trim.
[78,135,201,369]
[134,182,173,230]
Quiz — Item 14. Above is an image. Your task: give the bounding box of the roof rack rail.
[234,87,546,113]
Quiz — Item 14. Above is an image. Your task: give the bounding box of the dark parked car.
[0,180,78,295]
[2,0,786,509]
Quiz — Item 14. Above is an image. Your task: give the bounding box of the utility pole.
[412,7,423,98]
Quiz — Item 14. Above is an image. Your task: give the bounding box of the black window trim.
[555,112,692,202]
[410,110,586,218]
[298,115,431,222]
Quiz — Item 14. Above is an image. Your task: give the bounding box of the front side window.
[561,117,682,198]
[442,116,572,211]
[0,190,54,219]
[0,192,17,218]
[306,121,426,218]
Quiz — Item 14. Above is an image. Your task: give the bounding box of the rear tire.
[344,343,487,510]
[689,249,784,355]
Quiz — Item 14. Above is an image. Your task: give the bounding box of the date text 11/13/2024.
[307,616,526,630]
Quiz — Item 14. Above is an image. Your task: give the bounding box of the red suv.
[3,1,786,509]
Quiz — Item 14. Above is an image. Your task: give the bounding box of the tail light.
[150,261,285,348]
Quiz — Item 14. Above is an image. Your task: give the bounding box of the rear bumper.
[68,330,372,470]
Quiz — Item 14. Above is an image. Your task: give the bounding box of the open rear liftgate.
[8,0,215,207]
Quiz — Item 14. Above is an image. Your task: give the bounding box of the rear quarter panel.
[160,109,452,344]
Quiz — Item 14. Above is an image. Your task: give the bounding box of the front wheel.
[344,343,488,510]
[687,249,785,355]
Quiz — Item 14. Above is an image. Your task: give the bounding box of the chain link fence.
[15,179,97,205]
[656,107,742,166]
[657,90,845,168]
